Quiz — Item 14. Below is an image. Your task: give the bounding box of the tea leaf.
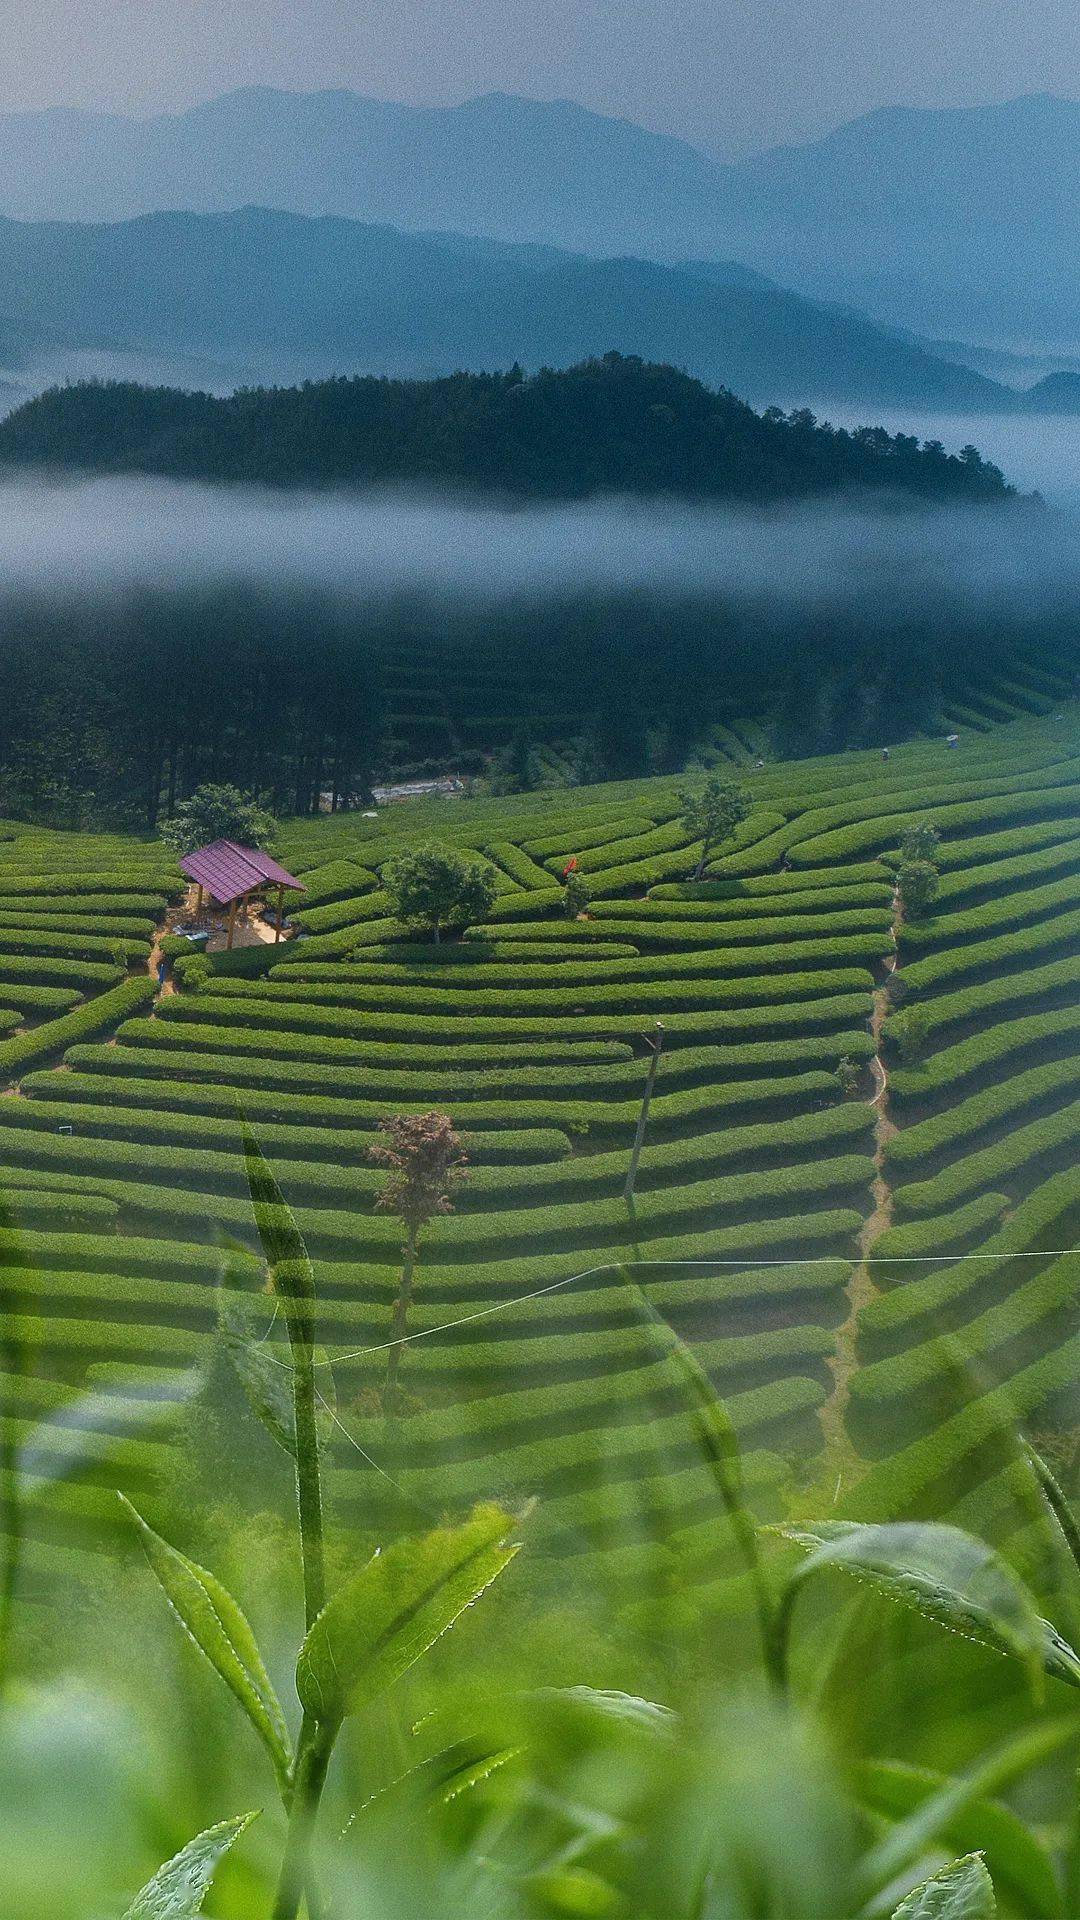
[778,1521,1080,1692]
[120,1497,292,1786]
[544,1685,677,1732]
[220,1298,336,1458]
[890,1853,996,1918]
[859,1757,1063,1919]
[623,1271,777,1668]
[237,1120,326,1626]
[860,1719,1073,1911]
[122,1810,258,1919]
[297,1503,521,1726]
[357,1736,521,1817]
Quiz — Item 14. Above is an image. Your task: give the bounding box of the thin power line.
[258,1248,1080,1372]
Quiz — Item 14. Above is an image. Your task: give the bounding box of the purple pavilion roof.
[179,840,305,908]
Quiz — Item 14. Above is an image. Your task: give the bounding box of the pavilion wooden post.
[195,883,204,919]
[624,1021,665,1206]
[226,897,239,950]
[276,882,286,943]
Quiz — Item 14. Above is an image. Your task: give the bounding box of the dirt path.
[814,889,901,1503]
[148,886,199,1000]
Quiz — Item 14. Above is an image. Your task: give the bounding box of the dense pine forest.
[0,354,1014,500]
[0,573,1065,827]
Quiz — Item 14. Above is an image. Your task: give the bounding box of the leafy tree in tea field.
[383,842,497,941]
[900,821,942,866]
[897,858,939,918]
[369,1111,469,1401]
[159,781,277,857]
[562,868,590,918]
[678,774,751,880]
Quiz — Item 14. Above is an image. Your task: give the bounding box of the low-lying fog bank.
[0,474,1074,624]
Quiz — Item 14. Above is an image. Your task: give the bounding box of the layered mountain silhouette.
[0,206,1016,413]
[0,86,1077,345]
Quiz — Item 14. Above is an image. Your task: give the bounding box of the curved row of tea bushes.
[0,985,82,1015]
[12,1081,573,1164]
[0,1151,871,1259]
[848,1254,1079,1448]
[0,872,176,898]
[295,859,378,907]
[843,1330,1080,1525]
[784,772,1080,867]
[334,1377,827,1525]
[143,971,874,1041]
[484,841,559,890]
[521,815,656,858]
[887,955,1080,1063]
[599,885,893,921]
[931,816,1080,872]
[0,910,156,941]
[279,1231,857,1315]
[933,832,1080,906]
[338,1340,834,1473]
[61,1045,857,1132]
[0,926,151,964]
[0,890,168,915]
[291,888,392,934]
[899,905,1080,994]
[0,1096,871,1209]
[898,870,1080,952]
[172,953,879,1025]
[0,978,156,1081]
[863,1194,1011,1287]
[651,862,893,899]
[888,1098,1080,1218]
[885,1056,1080,1171]
[34,1024,871,1116]
[859,1169,1080,1355]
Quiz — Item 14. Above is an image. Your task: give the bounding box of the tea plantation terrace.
[0,699,1075,1595]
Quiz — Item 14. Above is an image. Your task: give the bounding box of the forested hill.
[0,355,1013,502]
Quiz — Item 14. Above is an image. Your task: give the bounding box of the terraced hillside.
[0,707,1076,1602]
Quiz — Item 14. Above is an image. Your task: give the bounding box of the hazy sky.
[8,0,1080,155]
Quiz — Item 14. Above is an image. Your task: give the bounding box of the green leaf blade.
[779,1521,1080,1693]
[121,1497,292,1786]
[297,1503,521,1726]
[860,1757,1062,1919]
[240,1118,315,1309]
[122,1811,258,1919]
[891,1853,996,1919]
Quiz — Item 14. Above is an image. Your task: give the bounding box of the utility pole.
[624,1021,665,1205]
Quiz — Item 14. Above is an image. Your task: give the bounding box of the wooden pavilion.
[179,840,306,949]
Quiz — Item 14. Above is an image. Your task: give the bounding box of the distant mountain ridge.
[0,86,1077,345]
[0,205,1016,415]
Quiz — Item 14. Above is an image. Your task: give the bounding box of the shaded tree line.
[0,577,1064,829]
[0,354,1014,504]
[0,586,385,829]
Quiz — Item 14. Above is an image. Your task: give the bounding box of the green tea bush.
[899,870,1080,952]
[0,977,155,1079]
